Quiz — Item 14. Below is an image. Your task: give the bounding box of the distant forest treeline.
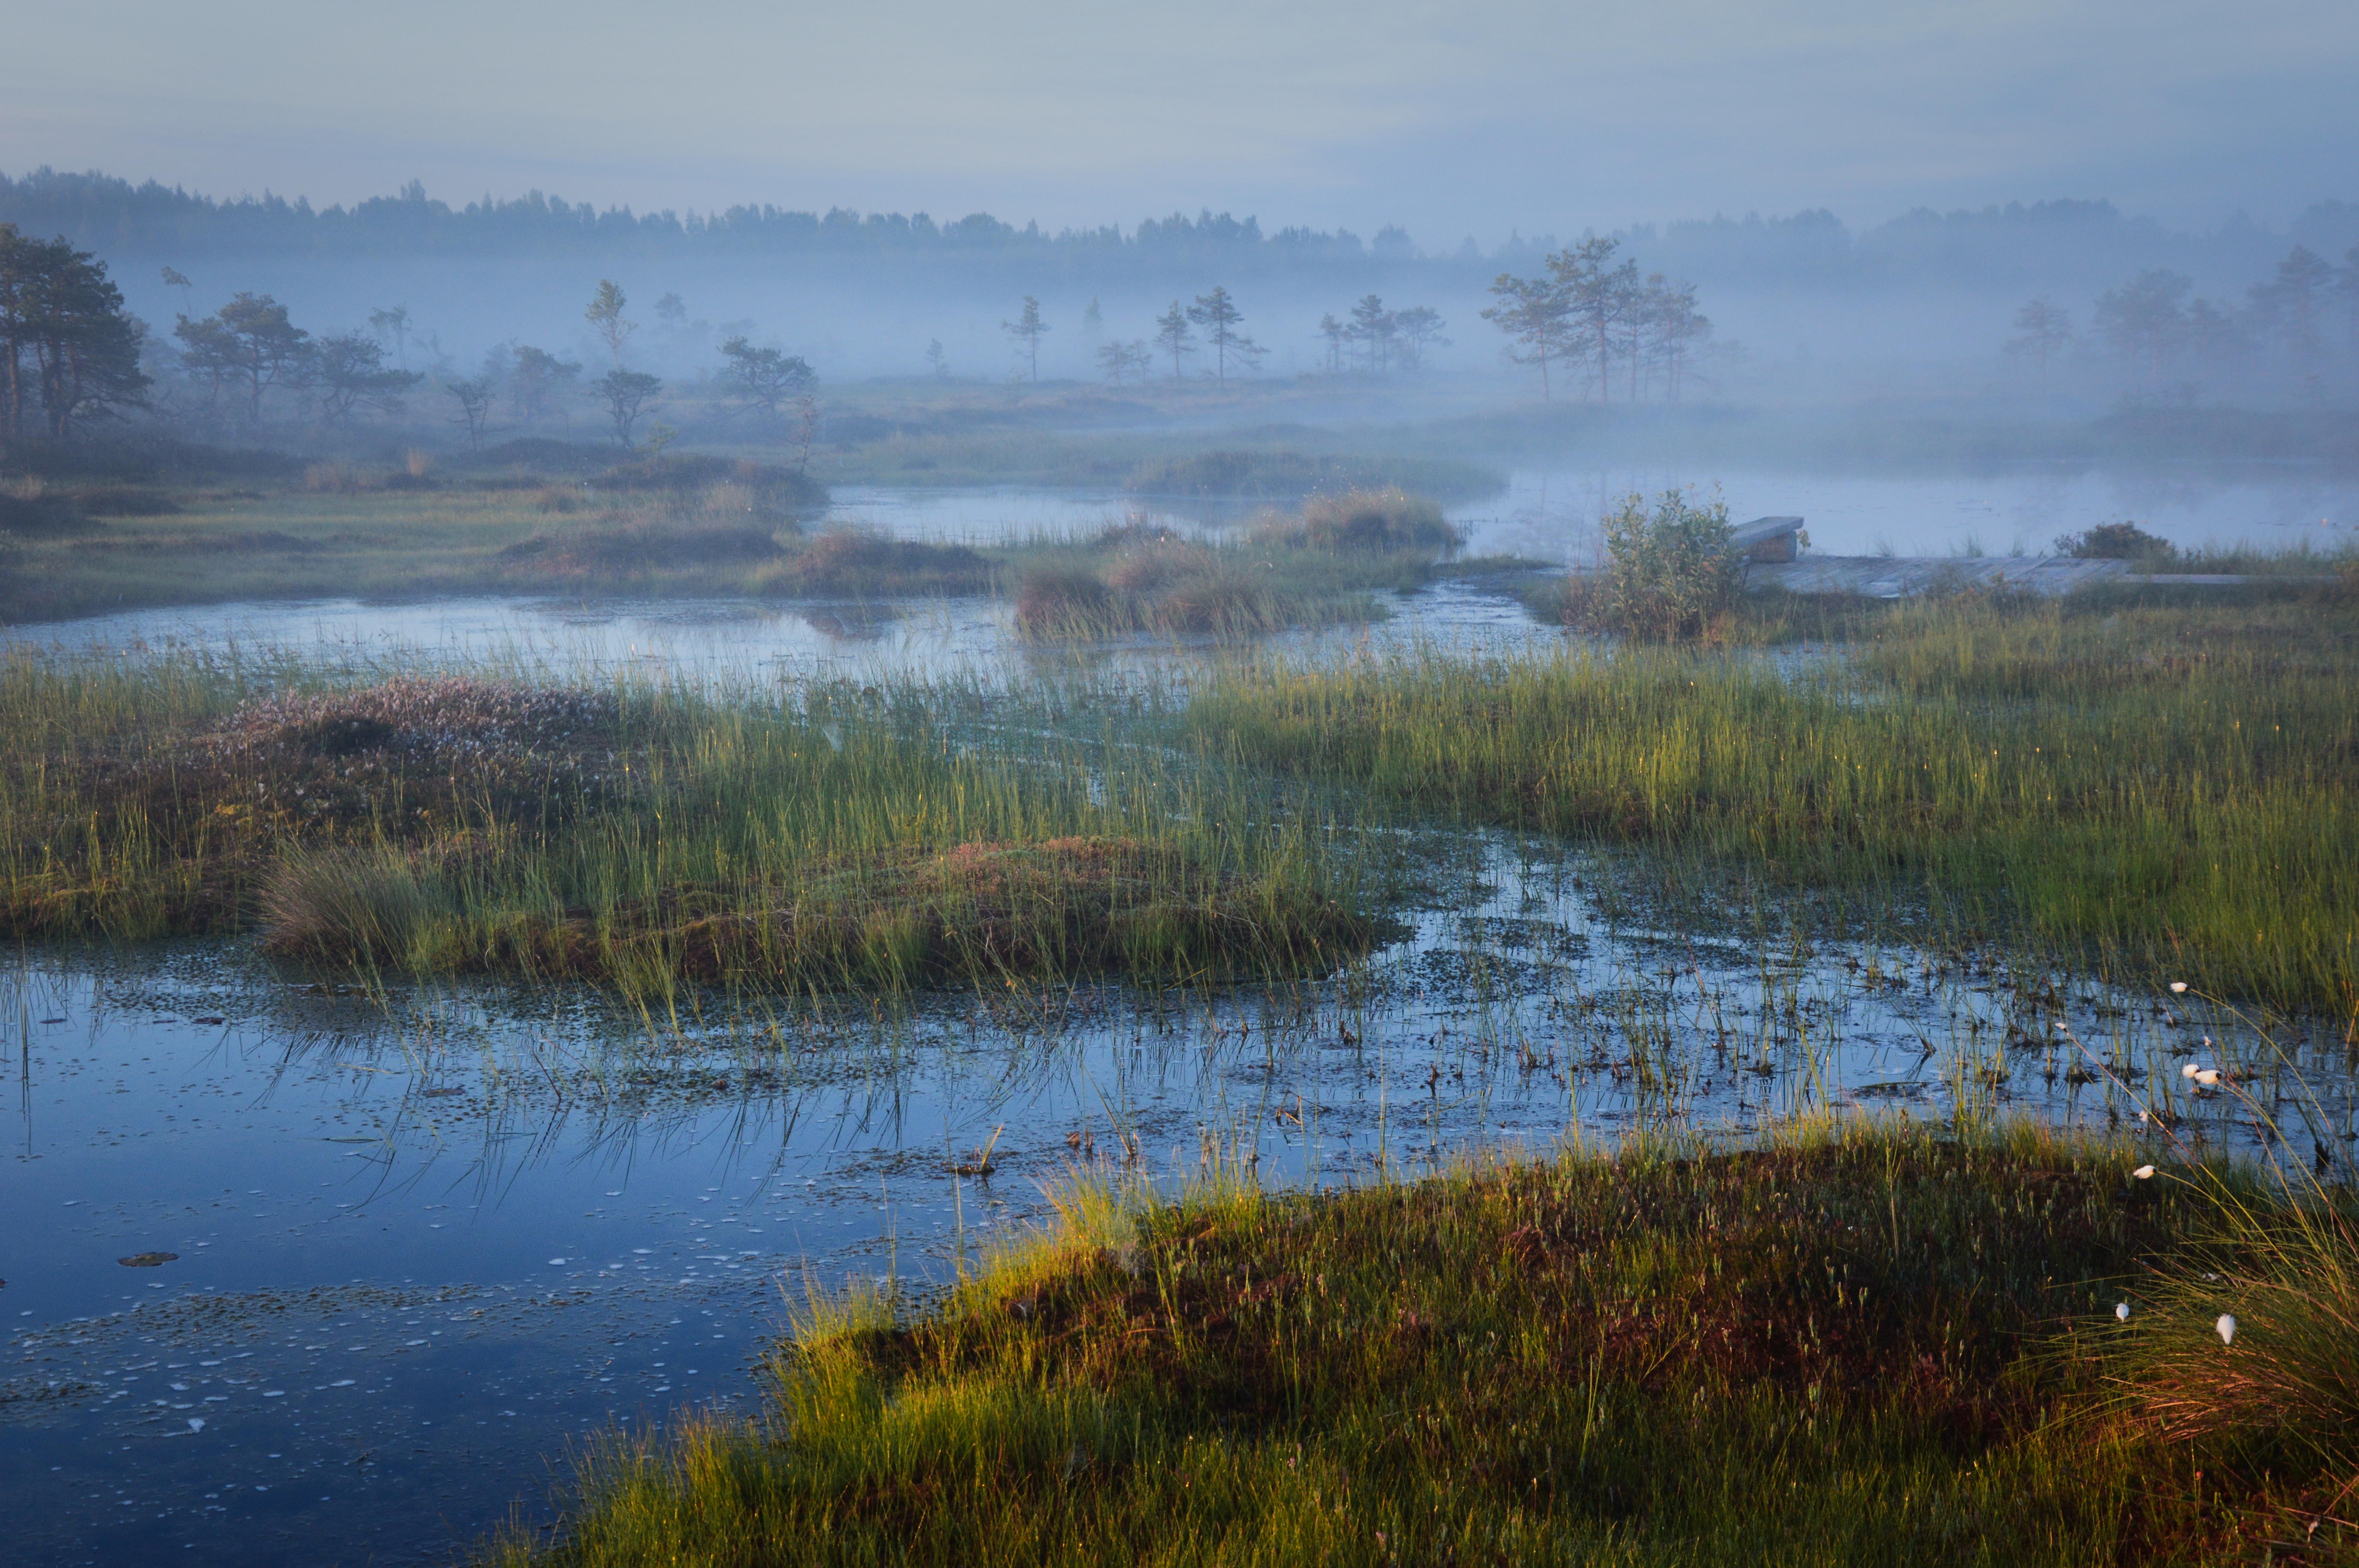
[8,167,2357,292]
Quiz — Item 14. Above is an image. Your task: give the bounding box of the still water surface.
[4,473,2354,1564]
[827,467,2359,559]
[7,837,2341,1566]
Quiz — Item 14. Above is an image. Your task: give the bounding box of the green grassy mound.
[0,658,1369,997]
[491,1123,2359,1566]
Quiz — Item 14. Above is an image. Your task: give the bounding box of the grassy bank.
[490,1120,2357,1566]
[1184,590,2359,1016]
[0,450,836,620]
[1,450,1481,638]
[0,652,1375,997]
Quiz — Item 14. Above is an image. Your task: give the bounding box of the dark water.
[6,836,2343,1567]
[3,523,2349,1564]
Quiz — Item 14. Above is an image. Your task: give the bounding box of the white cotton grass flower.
[2116,1302,2131,1321]
[2132,1165,2156,1180]
[2169,981,2188,994]
[2195,1068,2222,1087]
[2215,1314,2236,1346]
[2181,1062,2202,1080]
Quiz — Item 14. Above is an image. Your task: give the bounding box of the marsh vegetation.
[492,1120,2359,1566]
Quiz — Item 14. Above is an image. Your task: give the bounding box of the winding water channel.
[5,470,2353,1566]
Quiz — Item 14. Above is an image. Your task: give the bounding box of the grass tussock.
[0,653,1369,995]
[1187,591,2359,1014]
[1249,485,1459,554]
[264,834,1364,988]
[491,1122,2356,1566]
[767,528,993,597]
[1013,493,1458,641]
[2108,1157,2359,1483]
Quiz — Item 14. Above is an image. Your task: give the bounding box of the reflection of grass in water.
[494,1119,2351,1566]
[1185,591,2359,1014]
[0,654,1375,999]
[8,460,1480,634]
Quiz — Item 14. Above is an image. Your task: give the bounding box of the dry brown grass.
[1,674,622,938]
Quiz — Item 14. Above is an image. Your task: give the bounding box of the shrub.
[1592,489,1742,640]
[2056,520,2178,562]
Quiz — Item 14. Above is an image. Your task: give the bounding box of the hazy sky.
[10,0,2353,241]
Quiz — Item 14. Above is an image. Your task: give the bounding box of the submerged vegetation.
[491,1120,2359,1566]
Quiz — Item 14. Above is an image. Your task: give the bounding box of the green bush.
[2056,520,2177,563]
[1593,489,1741,639]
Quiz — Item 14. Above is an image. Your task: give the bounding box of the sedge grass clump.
[264,833,1369,988]
[1011,504,1440,642]
[2105,1158,2359,1485]
[0,653,1371,995]
[1250,485,1458,555]
[495,1123,2317,1567]
[1014,564,1122,636]
[1187,590,2359,1012]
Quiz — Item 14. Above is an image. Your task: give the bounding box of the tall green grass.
[490,1120,2342,1566]
[0,650,1375,998]
[1184,592,2359,1016]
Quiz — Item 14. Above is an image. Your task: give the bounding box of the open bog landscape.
[4,439,2357,1564]
[9,12,2359,1552]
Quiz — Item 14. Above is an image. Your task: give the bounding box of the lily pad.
[118,1252,178,1267]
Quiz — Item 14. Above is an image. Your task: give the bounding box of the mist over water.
[6,0,2356,1556]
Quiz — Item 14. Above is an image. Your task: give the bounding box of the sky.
[8,0,2355,242]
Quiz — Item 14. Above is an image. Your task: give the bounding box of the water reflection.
[1450,467,2359,561]
[5,831,2347,1567]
